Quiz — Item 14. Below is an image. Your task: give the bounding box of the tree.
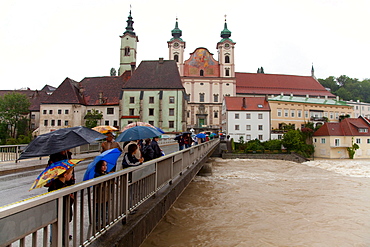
[110,68,117,76]
[281,129,303,152]
[347,138,359,159]
[0,92,31,139]
[84,109,103,128]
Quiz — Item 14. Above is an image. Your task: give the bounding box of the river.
[142,158,370,246]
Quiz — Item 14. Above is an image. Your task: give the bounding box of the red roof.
[313,117,370,136]
[236,72,335,98]
[224,96,270,111]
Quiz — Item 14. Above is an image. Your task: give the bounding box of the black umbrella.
[19,126,107,160]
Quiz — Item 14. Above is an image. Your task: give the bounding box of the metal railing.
[0,144,27,162]
[0,139,218,247]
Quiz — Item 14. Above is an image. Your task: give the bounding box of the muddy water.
[141,158,370,246]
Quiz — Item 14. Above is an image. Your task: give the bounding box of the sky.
[1,0,369,90]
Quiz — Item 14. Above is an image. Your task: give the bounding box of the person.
[177,135,185,150]
[48,167,74,244]
[122,144,144,169]
[101,132,122,171]
[141,138,155,162]
[94,160,108,178]
[46,149,75,186]
[150,136,162,159]
[184,133,193,148]
[123,140,142,160]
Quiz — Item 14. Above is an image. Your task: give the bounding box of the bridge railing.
[0,139,218,247]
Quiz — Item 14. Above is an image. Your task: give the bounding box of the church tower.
[119,10,139,76]
[217,16,236,78]
[168,18,185,76]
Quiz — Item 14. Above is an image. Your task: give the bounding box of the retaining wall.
[222,152,309,163]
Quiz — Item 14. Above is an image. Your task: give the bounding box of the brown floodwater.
[141,158,370,247]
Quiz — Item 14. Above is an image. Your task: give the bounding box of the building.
[39,75,129,135]
[346,100,370,118]
[313,116,370,159]
[168,18,236,133]
[222,96,270,142]
[120,59,187,133]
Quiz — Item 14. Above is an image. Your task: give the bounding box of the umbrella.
[29,159,82,190]
[174,134,182,141]
[19,126,106,160]
[196,133,206,139]
[122,122,165,134]
[210,133,217,137]
[83,148,122,181]
[92,125,118,134]
[116,126,163,142]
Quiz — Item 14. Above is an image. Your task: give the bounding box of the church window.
[200,70,204,76]
[225,55,230,63]
[174,54,179,62]
[214,111,218,118]
[124,47,130,56]
[225,68,230,76]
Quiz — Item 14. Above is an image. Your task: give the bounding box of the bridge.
[0,139,219,247]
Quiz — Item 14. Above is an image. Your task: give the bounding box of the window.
[246,125,251,130]
[149,121,154,125]
[65,109,69,114]
[359,128,368,133]
[246,113,251,119]
[58,109,62,114]
[356,138,361,144]
[129,108,135,115]
[246,135,251,140]
[284,109,288,117]
[305,111,308,118]
[314,138,317,143]
[58,120,61,126]
[169,121,174,128]
[225,55,230,63]
[258,125,263,130]
[169,96,175,103]
[44,120,48,126]
[298,110,302,118]
[64,120,69,126]
[291,110,295,118]
[225,68,230,76]
[214,111,218,118]
[335,139,340,146]
[277,134,282,140]
[31,114,35,119]
[235,125,240,130]
[113,120,118,126]
[51,120,55,126]
[43,110,47,114]
[321,138,326,144]
[149,97,154,104]
[277,109,282,117]
[258,114,263,119]
[130,97,135,104]
[105,120,109,125]
[367,139,370,144]
[258,135,263,140]
[124,47,130,56]
[49,110,53,114]
[258,104,263,108]
[149,108,154,116]
[107,108,114,114]
[199,93,204,102]
[214,94,219,102]
[174,54,179,62]
[169,108,174,116]
[200,70,204,76]
[235,113,239,119]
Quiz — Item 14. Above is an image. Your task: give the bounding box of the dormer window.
[359,128,368,133]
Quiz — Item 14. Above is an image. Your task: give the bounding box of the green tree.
[245,139,265,152]
[0,92,31,139]
[281,129,303,152]
[84,109,103,128]
[263,139,282,151]
[318,76,339,92]
[347,138,359,159]
[110,68,117,76]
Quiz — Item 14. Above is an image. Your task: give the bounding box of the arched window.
[225,55,230,63]
[225,68,230,76]
[174,54,179,62]
[124,47,130,56]
[200,70,204,76]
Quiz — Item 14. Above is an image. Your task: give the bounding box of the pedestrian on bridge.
[122,144,144,169]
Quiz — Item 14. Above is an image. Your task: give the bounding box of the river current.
[142,158,370,247]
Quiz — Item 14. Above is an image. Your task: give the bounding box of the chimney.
[242,97,246,108]
[325,95,328,100]
[336,96,339,101]
[159,57,164,64]
[306,94,309,98]
[99,92,103,104]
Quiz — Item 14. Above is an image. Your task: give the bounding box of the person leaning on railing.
[122,144,144,169]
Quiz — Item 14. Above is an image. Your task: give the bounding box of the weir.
[0,139,219,247]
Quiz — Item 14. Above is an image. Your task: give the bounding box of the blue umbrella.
[196,133,206,139]
[156,126,165,134]
[83,148,122,181]
[115,126,163,142]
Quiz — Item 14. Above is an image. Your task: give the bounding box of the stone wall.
[222,152,309,163]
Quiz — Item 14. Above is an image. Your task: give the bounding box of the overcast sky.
[1,0,369,90]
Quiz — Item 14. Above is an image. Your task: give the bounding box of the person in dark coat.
[141,138,155,162]
[122,144,144,169]
[150,136,162,159]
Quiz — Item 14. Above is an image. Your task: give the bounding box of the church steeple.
[220,16,232,40]
[171,17,183,41]
[311,63,316,78]
[124,10,135,36]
